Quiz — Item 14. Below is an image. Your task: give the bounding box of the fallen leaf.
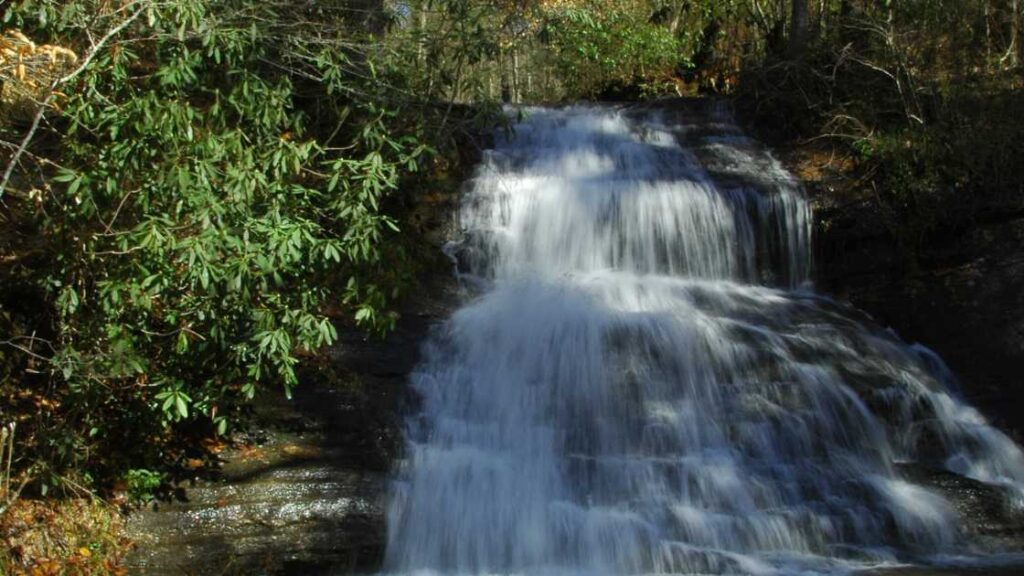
[281,444,320,458]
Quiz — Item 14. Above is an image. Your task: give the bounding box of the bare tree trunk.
[417,2,427,66]
[985,0,993,66]
[499,48,511,103]
[1013,0,1022,67]
[817,0,826,37]
[789,0,811,57]
[670,0,685,35]
[511,45,521,103]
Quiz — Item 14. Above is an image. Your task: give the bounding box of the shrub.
[0,0,490,491]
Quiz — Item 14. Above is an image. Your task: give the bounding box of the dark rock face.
[864,564,1024,576]
[897,464,1024,547]
[816,200,1024,437]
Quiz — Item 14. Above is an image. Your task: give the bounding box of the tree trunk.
[511,46,521,104]
[500,48,511,103]
[417,2,427,66]
[985,0,993,66]
[817,0,825,37]
[789,0,810,57]
[1013,0,1022,67]
[670,1,685,35]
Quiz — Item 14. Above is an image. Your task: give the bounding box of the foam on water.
[383,106,1024,575]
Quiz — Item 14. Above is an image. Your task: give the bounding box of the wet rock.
[864,565,1024,576]
[896,464,1024,547]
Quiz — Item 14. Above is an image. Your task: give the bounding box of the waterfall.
[383,105,1024,575]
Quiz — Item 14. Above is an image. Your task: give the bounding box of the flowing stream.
[383,105,1024,575]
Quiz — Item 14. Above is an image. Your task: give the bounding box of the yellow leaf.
[79,547,92,557]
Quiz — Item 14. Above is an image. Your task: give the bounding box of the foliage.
[383,0,509,101]
[0,497,130,575]
[122,469,163,504]
[386,0,723,102]
[538,0,686,97]
[865,84,1024,253]
[735,0,1024,261]
[0,0,495,491]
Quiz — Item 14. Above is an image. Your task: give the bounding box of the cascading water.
[383,104,1024,575]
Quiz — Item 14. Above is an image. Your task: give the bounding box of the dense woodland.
[1,0,1023,569]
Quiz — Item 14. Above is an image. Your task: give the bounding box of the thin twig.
[0,3,148,199]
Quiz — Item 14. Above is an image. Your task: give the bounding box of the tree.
[790,0,811,56]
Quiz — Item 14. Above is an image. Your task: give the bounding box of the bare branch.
[0,2,148,199]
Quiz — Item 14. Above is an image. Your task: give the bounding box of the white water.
[384,105,1024,575]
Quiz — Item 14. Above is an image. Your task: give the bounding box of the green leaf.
[52,169,78,183]
[175,395,189,419]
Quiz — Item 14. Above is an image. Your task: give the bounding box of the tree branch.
[0,3,148,199]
